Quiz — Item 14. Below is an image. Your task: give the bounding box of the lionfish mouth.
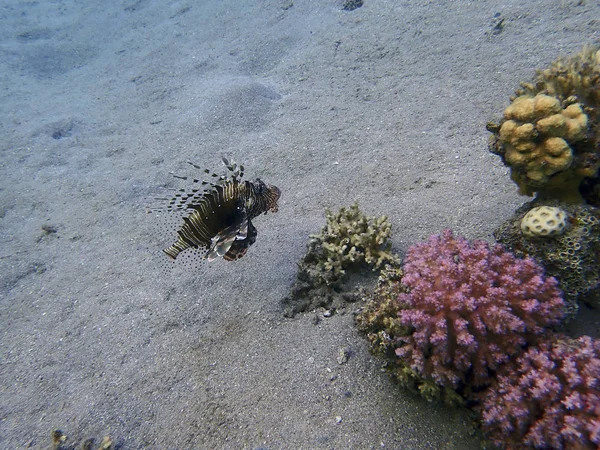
[153,158,280,262]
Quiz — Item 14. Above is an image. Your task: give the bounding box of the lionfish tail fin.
[163,237,190,260]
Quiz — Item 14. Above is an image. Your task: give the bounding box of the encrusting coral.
[357,230,565,403]
[495,199,600,317]
[478,335,600,450]
[282,202,399,317]
[488,45,600,204]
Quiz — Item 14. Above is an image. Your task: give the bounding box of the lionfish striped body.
[156,158,280,262]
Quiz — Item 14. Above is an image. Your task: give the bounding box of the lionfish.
[153,158,281,262]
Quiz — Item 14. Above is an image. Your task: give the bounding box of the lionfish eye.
[254,179,267,194]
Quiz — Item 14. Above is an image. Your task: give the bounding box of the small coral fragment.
[51,430,67,449]
[97,436,113,450]
[520,205,569,237]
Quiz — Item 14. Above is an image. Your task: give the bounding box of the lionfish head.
[251,178,281,214]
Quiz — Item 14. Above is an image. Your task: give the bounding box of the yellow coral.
[563,104,588,141]
[489,45,600,204]
[498,93,588,200]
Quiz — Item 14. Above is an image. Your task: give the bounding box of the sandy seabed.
[1,0,599,448]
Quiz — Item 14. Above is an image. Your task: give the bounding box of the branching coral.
[395,230,564,394]
[479,335,600,450]
[356,230,565,405]
[356,265,464,404]
[282,202,398,317]
[521,45,600,107]
[356,265,408,358]
[488,45,600,203]
[312,202,398,285]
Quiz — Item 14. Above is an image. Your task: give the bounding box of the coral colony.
[282,202,398,317]
[306,202,397,286]
[395,230,564,390]
[357,230,564,404]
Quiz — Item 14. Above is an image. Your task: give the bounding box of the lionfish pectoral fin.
[206,240,234,261]
[234,219,248,240]
[206,219,248,261]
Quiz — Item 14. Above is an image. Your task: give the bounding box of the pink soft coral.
[479,335,600,450]
[395,229,564,391]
